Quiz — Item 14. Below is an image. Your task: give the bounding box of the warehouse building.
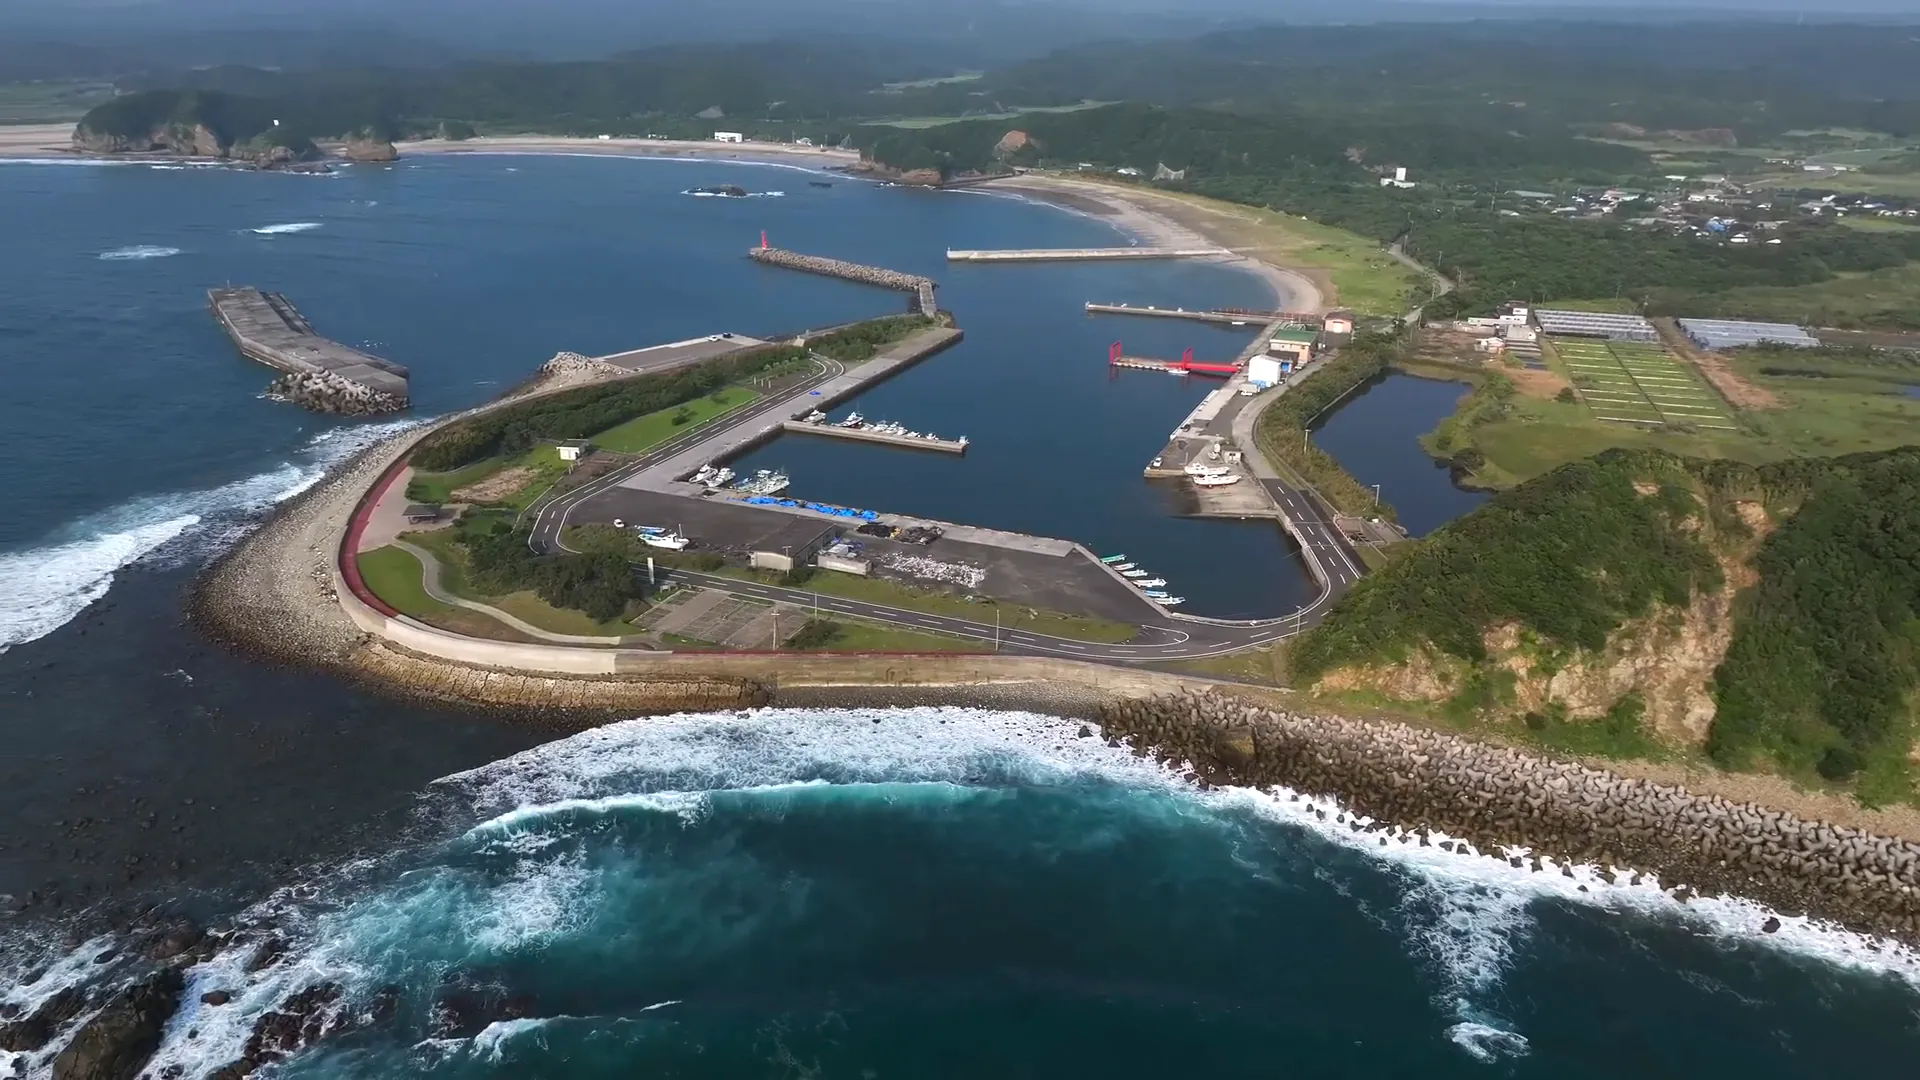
[1534,309,1661,343]
[1676,318,1821,350]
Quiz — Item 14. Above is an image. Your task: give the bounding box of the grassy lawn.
[591,387,759,453]
[357,546,452,616]
[404,528,639,637]
[0,80,114,123]
[1168,645,1289,687]
[1677,262,1920,330]
[407,446,569,511]
[1839,215,1920,233]
[717,567,1141,644]
[1752,169,1920,199]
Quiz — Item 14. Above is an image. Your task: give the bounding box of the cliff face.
[341,136,399,162]
[72,120,320,167]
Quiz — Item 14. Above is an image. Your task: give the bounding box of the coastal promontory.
[71,90,396,167]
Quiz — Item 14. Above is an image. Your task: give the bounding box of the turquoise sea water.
[3,157,1918,1079]
[10,708,1904,1080]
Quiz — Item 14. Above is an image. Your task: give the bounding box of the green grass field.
[1548,337,1736,431]
[1678,262,1920,331]
[1839,215,1920,233]
[404,529,639,637]
[406,446,568,511]
[0,80,114,123]
[591,387,759,453]
[357,546,452,616]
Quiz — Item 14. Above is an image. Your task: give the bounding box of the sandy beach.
[978,173,1330,314]
[0,123,78,157]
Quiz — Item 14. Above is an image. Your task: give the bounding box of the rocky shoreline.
[1100,690,1920,944]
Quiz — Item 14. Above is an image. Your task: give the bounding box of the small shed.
[556,439,592,463]
[403,504,442,524]
[1322,310,1356,336]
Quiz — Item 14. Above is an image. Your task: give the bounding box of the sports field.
[1550,337,1737,430]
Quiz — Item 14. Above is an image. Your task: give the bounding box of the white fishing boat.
[1143,589,1169,598]
[1193,473,1241,487]
[837,412,864,428]
[802,409,827,423]
[1184,462,1231,478]
[704,467,735,489]
[1153,596,1186,607]
[1134,578,1167,588]
[641,529,690,551]
[1111,562,1135,571]
[735,469,791,496]
[1122,569,1149,578]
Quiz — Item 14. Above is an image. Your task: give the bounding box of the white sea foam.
[443,708,1920,1044]
[98,245,182,261]
[247,221,322,235]
[0,418,420,653]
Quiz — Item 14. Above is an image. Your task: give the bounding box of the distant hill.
[1289,447,1920,802]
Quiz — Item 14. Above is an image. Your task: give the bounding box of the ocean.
[2,155,1918,1077]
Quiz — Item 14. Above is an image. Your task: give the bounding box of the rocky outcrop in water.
[1098,690,1920,942]
[340,136,398,163]
[51,967,182,1080]
[0,986,89,1053]
[267,370,407,416]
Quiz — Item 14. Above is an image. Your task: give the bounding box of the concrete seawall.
[781,419,967,454]
[209,287,409,415]
[1101,691,1920,942]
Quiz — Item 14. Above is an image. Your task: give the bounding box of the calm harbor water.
[3,156,1916,1079]
[1309,372,1492,537]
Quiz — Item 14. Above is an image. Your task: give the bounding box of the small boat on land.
[641,530,690,551]
[1193,473,1241,487]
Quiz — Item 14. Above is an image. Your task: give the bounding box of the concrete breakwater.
[1099,691,1920,942]
[748,247,938,314]
[209,287,409,415]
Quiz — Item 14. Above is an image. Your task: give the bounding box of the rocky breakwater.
[1098,691,1920,942]
[748,247,938,314]
[266,370,405,416]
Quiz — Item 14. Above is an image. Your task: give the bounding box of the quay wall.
[1100,691,1920,941]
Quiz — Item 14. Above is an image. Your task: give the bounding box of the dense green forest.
[1292,447,1920,800]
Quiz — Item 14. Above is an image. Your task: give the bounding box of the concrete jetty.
[749,246,939,314]
[949,248,1228,263]
[209,287,409,415]
[1086,302,1318,325]
[781,418,968,454]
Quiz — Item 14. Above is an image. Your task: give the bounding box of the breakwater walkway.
[209,287,410,415]
[950,248,1228,263]
[749,246,939,314]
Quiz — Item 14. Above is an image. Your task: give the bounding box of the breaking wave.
[9,708,1920,1077]
[0,419,418,653]
[98,245,181,261]
[247,222,322,235]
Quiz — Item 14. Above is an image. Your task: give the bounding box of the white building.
[1246,355,1285,389]
[712,131,745,144]
[1379,165,1416,189]
[556,439,592,462]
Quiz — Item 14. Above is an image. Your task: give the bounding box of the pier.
[1086,302,1320,325]
[948,247,1228,263]
[781,419,968,454]
[208,287,409,415]
[1109,343,1241,377]
[749,242,939,314]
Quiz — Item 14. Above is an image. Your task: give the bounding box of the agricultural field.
[1549,337,1736,431]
